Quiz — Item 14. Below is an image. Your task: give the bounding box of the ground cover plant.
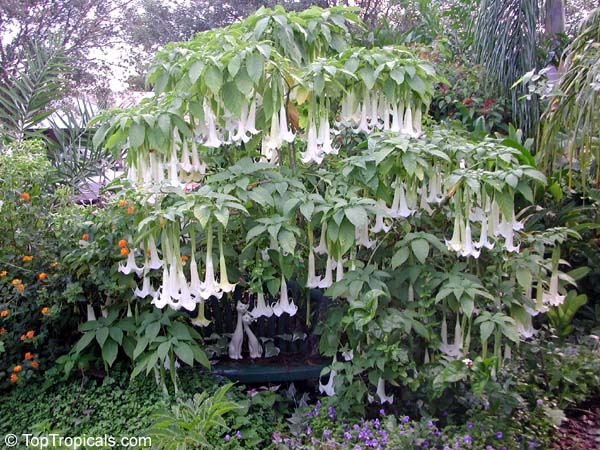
[1,3,599,450]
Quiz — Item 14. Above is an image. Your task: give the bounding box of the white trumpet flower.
[168,142,181,186]
[191,300,211,327]
[390,103,402,133]
[250,291,273,318]
[119,250,144,276]
[272,276,297,317]
[318,255,334,289]
[446,214,464,253]
[204,106,222,148]
[516,313,536,338]
[335,254,344,282]
[134,275,157,299]
[439,314,463,358]
[306,246,322,289]
[86,304,96,322]
[189,256,205,298]
[200,228,223,300]
[217,228,236,293]
[314,222,328,255]
[300,119,324,164]
[279,104,295,143]
[176,270,196,311]
[403,105,416,137]
[180,140,193,172]
[542,271,565,307]
[460,223,481,258]
[419,184,433,214]
[356,222,376,248]
[245,98,259,135]
[474,215,495,250]
[146,235,163,270]
[412,104,423,136]
[190,141,207,174]
[319,114,337,155]
[376,377,394,404]
[354,92,371,134]
[371,200,392,233]
[388,182,414,218]
[319,367,337,397]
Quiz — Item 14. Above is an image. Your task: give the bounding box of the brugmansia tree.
[93,6,576,406]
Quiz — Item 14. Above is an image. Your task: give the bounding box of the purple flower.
[329,406,336,419]
[536,399,543,406]
[422,441,429,448]
[467,421,473,428]
[443,447,451,450]
[224,435,231,442]
[344,432,352,440]
[428,420,434,428]
[354,446,362,450]
[235,431,241,438]
[528,442,536,449]
[353,424,360,430]
[486,447,494,450]
[496,432,503,439]
[306,426,312,435]
[379,408,385,415]
[402,415,410,423]
[464,435,472,444]
[323,429,331,439]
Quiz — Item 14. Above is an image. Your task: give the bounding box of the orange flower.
[13,365,22,373]
[0,270,6,277]
[31,361,39,369]
[50,261,58,268]
[20,192,30,201]
[81,233,89,241]
[24,352,33,360]
[10,374,18,382]
[181,255,188,263]
[20,334,25,341]
[118,199,128,207]
[11,278,21,285]
[0,310,8,317]
[16,284,25,291]
[26,330,34,339]
[0,327,7,334]
[118,239,127,248]
[120,247,130,257]
[38,273,47,281]
[41,307,49,315]
[22,255,33,262]
[127,206,134,214]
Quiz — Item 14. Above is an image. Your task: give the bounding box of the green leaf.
[410,239,430,264]
[170,322,193,341]
[189,60,204,83]
[146,321,161,341]
[74,332,96,354]
[204,65,223,94]
[246,53,264,83]
[516,268,532,291]
[133,337,149,360]
[391,246,410,269]
[228,54,242,78]
[480,321,495,343]
[359,67,376,90]
[109,327,123,345]
[222,82,243,116]
[278,229,296,255]
[102,338,119,367]
[461,297,474,316]
[96,327,109,347]
[174,342,195,366]
[157,341,171,361]
[408,76,426,96]
[129,122,145,148]
[299,201,314,220]
[345,206,368,229]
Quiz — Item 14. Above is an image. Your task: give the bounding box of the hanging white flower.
[249,291,274,318]
[272,276,298,317]
[119,249,144,276]
[204,104,222,148]
[319,366,337,397]
[306,246,322,289]
[460,222,481,259]
[278,104,295,143]
[376,377,394,404]
[145,235,163,270]
[191,300,211,327]
[299,118,324,164]
[314,222,328,255]
[318,254,334,289]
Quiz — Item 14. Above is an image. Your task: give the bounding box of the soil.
[553,398,600,450]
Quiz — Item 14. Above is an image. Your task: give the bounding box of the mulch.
[553,398,600,450]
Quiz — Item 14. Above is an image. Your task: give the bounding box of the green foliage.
[0,41,68,142]
[147,383,241,449]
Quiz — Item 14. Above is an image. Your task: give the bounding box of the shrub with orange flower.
[38,273,47,281]
[0,310,8,317]
[82,233,89,241]
[13,365,22,373]
[20,334,26,341]
[127,206,134,214]
[0,327,7,334]
[50,261,58,268]
[26,330,34,339]
[10,374,18,382]
[118,199,128,207]
[31,361,39,369]
[0,270,7,277]
[22,255,33,262]
[41,307,49,315]
[20,192,30,201]
[118,239,127,248]
[120,247,130,257]
[24,352,33,360]
[16,284,25,291]
[11,278,21,285]
[181,255,188,264]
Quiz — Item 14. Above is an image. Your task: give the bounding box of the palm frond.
[475,0,540,136]
[538,7,600,189]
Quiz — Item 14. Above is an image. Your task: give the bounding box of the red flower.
[463,98,473,107]
[481,106,490,115]
[484,99,494,107]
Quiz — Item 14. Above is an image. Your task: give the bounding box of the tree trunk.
[545,0,565,35]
